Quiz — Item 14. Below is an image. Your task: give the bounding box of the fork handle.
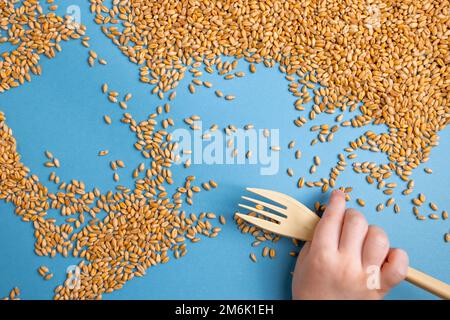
[406,267,450,299]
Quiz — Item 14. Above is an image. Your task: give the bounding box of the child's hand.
[292,190,409,300]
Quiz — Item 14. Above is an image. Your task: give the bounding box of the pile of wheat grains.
[0,0,87,91]
[90,0,449,177]
[0,0,449,299]
[1,107,221,299]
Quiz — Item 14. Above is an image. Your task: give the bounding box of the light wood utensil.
[236,187,450,300]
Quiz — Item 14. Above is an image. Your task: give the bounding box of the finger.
[297,241,311,262]
[311,189,346,251]
[338,208,368,257]
[362,226,390,268]
[381,248,409,291]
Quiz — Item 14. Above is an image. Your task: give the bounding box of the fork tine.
[241,196,287,216]
[246,187,295,207]
[247,187,318,220]
[238,203,285,222]
[235,213,285,236]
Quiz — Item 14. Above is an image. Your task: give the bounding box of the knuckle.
[345,209,367,227]
[392,248,409,266]
[339,262,361,281]
[310,251,332,270]
[321,211,339,224]
[369,226,389,247]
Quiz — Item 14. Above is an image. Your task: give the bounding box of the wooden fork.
[236,187,450,300]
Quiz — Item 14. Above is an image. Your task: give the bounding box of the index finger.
[311,189,346,252]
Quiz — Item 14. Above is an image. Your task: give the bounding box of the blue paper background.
[0,1,448,300]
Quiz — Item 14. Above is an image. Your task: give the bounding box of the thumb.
[380,248,409,292]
